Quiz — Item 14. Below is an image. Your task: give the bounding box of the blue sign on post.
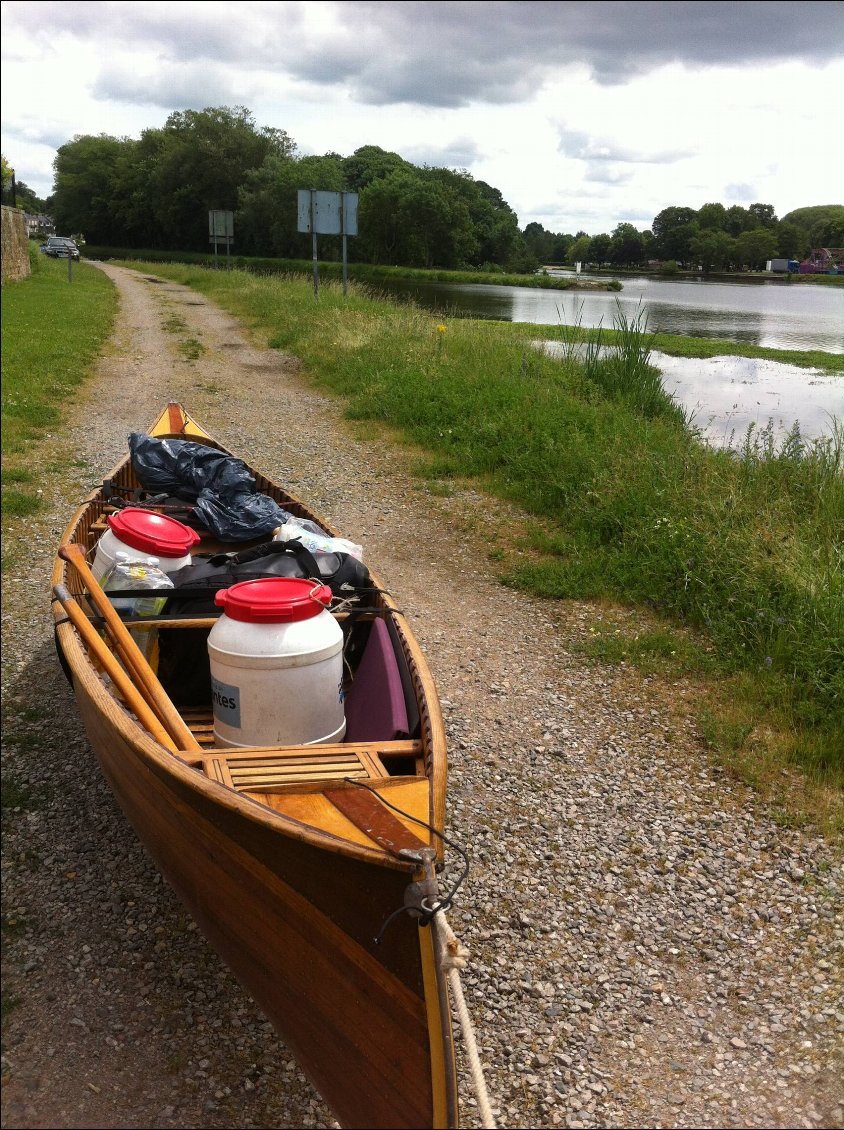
[297,190,359,296]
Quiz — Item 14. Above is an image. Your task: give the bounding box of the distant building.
[23,212,55,238]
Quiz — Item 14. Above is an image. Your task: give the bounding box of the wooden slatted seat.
[201,741,405,792]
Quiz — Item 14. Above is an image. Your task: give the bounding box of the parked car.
[40,236,80,260]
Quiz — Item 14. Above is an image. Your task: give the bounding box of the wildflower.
[436,324,447,334]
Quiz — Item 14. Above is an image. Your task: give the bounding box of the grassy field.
[1,250,117,524]
[106,262,842,832]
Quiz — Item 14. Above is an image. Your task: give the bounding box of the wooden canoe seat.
[201,742,398,792]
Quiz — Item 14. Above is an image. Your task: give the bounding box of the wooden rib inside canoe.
[52,403,458,1129]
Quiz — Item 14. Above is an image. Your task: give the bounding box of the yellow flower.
[436,324,447,334]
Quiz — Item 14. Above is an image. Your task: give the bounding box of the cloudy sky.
[2,0,842,233]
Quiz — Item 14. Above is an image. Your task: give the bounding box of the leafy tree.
[521,222,576,270]
[10,179,46,212]
[780,205,844,250]
[697,202,727,230]
[736,228,778,269]
[471,180,523,268]
[809,215,844,247]
[522,221,554,264]
[238,152,344,258]
[724,205,753,236]
[690,229,736,271]
[148,106,294,250]
[748,202,777,229]
[52,133,128,242]
[589,233,612,265]
[569,234,592,264]
[358,167,476,268]
[652,206,698,262]
[781,204,844,233]
[775,221,807,259]
[608,222,644,266]
[342,146,410,191]
[549,232,574,262]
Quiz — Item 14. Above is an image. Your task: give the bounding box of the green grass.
[1,252,116,524]
[2,251,117,447]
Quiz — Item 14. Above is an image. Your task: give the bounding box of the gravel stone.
[1,263,842,1129]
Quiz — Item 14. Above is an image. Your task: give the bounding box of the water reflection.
[539,341,844,448]
[372,275,844,353]
[653,353,843,448]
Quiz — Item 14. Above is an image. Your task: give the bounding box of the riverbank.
[80,245,623,291]
[504,320,844,374]
[109,262,843,828]
[544,265,844,287]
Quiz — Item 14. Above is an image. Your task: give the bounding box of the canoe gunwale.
[51,409,448,868]
[50,407,459,1128]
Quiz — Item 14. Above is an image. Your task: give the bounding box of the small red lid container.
[106,508,200,557]
[215,578,333,623]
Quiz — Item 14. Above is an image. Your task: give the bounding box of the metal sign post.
[208,210,234,267]
[297,190,358,298]
[310,193,319,298]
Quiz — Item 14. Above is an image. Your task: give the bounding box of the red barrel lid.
[215,577,333,623]
[106,508,201,557]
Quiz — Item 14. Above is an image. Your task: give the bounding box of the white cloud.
[1,1,841,232]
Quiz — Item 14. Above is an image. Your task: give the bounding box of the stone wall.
[1,206,31,284]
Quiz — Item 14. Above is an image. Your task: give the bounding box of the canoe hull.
[53,404,458,1129]
[65,643,453,1129]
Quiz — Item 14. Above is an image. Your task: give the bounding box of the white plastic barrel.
[92,508,200,581]
[207,577,346,749]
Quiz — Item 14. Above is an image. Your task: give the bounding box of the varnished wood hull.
[52,405,458,1129]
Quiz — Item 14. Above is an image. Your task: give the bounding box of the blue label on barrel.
[211,676,241,728]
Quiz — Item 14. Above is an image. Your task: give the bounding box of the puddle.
[651,352,843,449]
[538,342,843,449]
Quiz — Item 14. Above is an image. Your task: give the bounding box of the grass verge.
[82,245,622,291]
[1,252,116,525]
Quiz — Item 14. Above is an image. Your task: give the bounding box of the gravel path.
[2,263,841,1130]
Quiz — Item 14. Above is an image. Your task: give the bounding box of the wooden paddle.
[58,542,201,752]
[53,583,179,752]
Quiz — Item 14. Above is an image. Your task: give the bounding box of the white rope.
[431,908,498,1129]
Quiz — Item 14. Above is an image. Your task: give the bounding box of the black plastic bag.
[129,434,257,501]
[128,433,289,541]
[193,487,289,541]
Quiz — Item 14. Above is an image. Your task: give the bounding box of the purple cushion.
[344,618,410,742]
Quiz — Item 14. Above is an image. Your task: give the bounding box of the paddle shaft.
[53,584,178,751]
[59,543,201,752]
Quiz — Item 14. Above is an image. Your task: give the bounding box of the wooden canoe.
[51,403,459,1129]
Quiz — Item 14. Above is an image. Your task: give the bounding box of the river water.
[374,273,844,354]
[373,274,844,447]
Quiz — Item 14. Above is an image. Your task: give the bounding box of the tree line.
[43,106,531,271]
[526,203,844,272]
[20,105,844,272]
